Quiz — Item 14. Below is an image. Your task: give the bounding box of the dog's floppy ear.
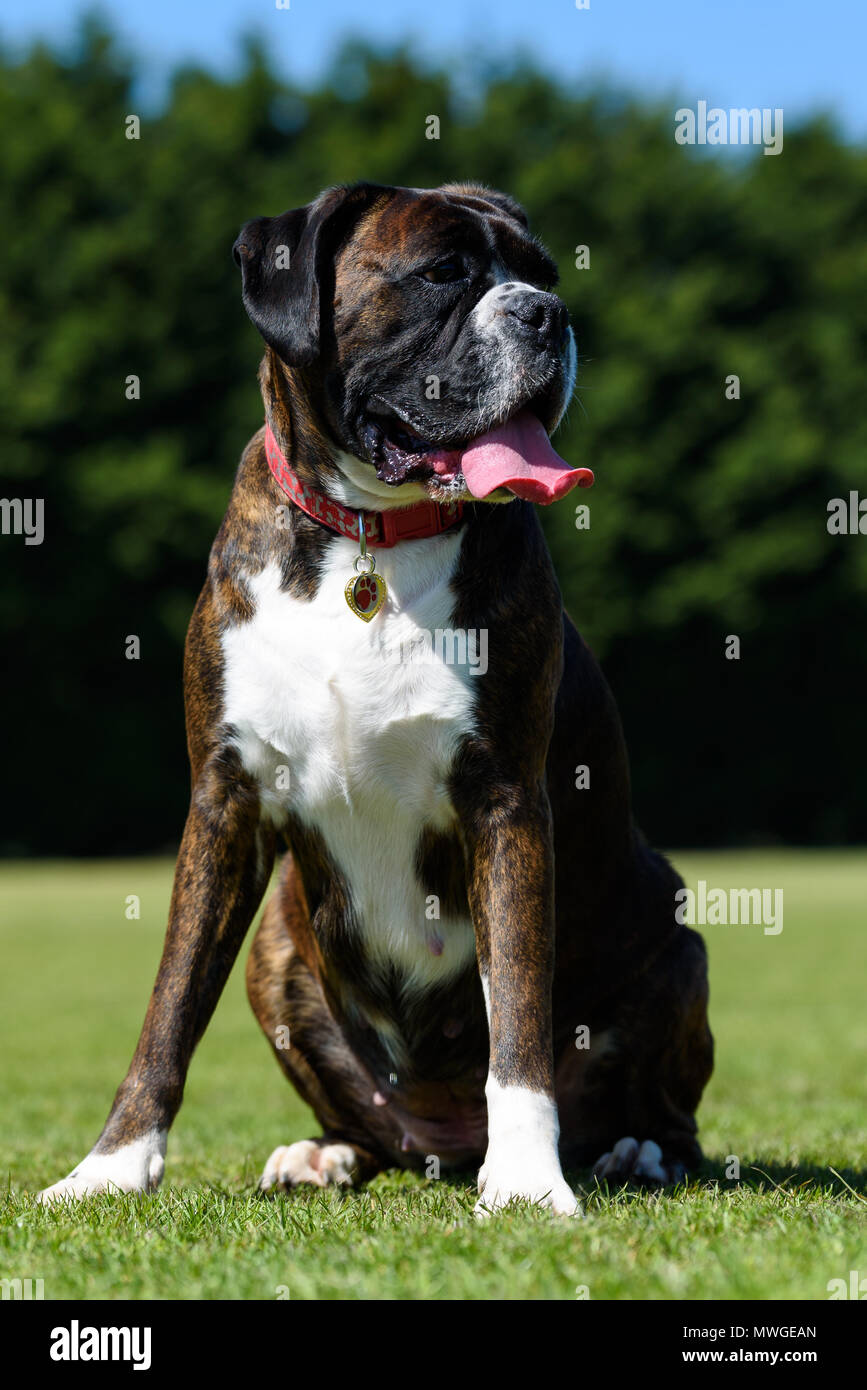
[232,183,387,367]
[473,188,530,229]
[438,182,530,230]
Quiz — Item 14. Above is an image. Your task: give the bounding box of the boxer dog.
[39,183,713,1215]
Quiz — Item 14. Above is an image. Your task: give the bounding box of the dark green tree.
[1,22,864,852]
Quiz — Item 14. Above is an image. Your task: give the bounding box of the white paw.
[592,1136,684,1185]
[474,1158,580,1217]
[259,1139,359,1191]
[475,1079,580,1217]
[38,1132,166,1205]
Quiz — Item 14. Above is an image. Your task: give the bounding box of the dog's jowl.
[39,183,712,1215]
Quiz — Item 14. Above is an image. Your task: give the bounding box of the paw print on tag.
[354,575,377,611]
[345,569,387,622]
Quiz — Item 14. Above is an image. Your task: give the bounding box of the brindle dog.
[39,184,712,1215]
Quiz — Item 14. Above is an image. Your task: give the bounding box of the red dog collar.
[264,424,464,548]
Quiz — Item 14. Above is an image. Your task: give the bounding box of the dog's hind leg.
[246,866,383,1191]
[558,920,714,1186]
[596,922,713,1184]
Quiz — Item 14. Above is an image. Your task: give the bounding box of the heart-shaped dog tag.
[345,569,387,622]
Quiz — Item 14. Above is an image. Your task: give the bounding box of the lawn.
[1,851,865,1300]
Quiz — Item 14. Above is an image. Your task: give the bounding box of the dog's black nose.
[504,290,569,347]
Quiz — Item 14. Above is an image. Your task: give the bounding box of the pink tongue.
[459,410,593,504]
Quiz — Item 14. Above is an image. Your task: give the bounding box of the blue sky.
[3,0,864,138]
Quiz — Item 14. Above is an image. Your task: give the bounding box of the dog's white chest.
[221,533,478,982]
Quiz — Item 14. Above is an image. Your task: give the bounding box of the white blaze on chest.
[221,532,478,985]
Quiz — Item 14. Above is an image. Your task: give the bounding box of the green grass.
[1,851,865,1300]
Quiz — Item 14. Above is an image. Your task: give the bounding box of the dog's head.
[233,182,587,507]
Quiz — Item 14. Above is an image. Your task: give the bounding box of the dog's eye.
[418,259,466,284]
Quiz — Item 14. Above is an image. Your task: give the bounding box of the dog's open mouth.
[359,401,594,505]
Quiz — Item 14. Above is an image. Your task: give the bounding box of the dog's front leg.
[460,783,577,1217]
[38,751,274,1203]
